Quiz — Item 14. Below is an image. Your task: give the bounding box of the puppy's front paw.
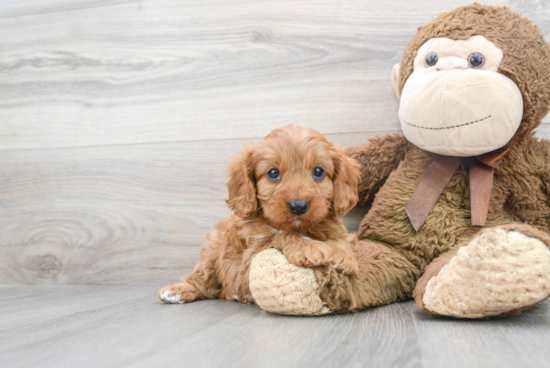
[330,253,359,276]
[158,283,199,304]
[285,241,334,268]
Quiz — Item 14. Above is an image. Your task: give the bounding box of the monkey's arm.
[346,134,412,206]
[539,140,550,219]
[506,138,550,233]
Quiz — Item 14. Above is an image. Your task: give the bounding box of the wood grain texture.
[1,285,549,368]
[1,0,549,150]
[1,0,550,284]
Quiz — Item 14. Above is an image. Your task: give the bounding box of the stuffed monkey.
[249,4,550,318]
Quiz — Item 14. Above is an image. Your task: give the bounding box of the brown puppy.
[158,125,360,304]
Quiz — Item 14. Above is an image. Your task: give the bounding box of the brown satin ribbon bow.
[405,146,510,231]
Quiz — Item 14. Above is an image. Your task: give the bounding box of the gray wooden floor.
[1,285,549,368]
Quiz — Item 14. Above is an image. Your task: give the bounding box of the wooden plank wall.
[1,0,549,284]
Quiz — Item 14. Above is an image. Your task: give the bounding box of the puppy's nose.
[288,199,309,215]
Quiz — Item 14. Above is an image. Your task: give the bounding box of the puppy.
[158,125,360,304]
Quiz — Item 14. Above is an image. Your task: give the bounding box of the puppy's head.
[226,125,359,232]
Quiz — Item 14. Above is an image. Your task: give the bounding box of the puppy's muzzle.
[287,199,309,215]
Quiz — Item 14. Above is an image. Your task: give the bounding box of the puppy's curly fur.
[158,125,360,304]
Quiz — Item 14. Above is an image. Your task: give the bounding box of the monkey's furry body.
[249,4,550,318]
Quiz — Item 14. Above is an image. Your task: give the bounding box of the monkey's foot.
[249,248,330,315]
[420,226,550,318]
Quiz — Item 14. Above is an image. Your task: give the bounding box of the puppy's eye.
[468,52,485,68]
[267,168,280,180]
[312,167,325,180]
[425,52,438,67]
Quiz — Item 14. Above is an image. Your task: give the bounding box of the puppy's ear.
[226,146,258,218]
[331,143,360,216]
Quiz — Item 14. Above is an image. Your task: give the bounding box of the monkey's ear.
[226,147,258,218]
[391,63,401,100]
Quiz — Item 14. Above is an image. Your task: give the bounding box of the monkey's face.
[393,35,523,157]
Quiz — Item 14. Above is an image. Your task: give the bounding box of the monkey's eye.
[312,167,325,180]
[425,52,438,67]
[267,168,280,180]
[468,52,485,68]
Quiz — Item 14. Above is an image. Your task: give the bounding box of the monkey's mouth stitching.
[404,115,492,130]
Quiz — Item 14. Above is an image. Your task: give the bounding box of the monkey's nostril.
[287,200,309,215]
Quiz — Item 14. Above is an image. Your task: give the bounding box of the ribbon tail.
[469,163,494,226]
[405,155,463,231]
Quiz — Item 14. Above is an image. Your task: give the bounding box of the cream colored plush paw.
[423,228,550,318]
[249,248,330,315]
